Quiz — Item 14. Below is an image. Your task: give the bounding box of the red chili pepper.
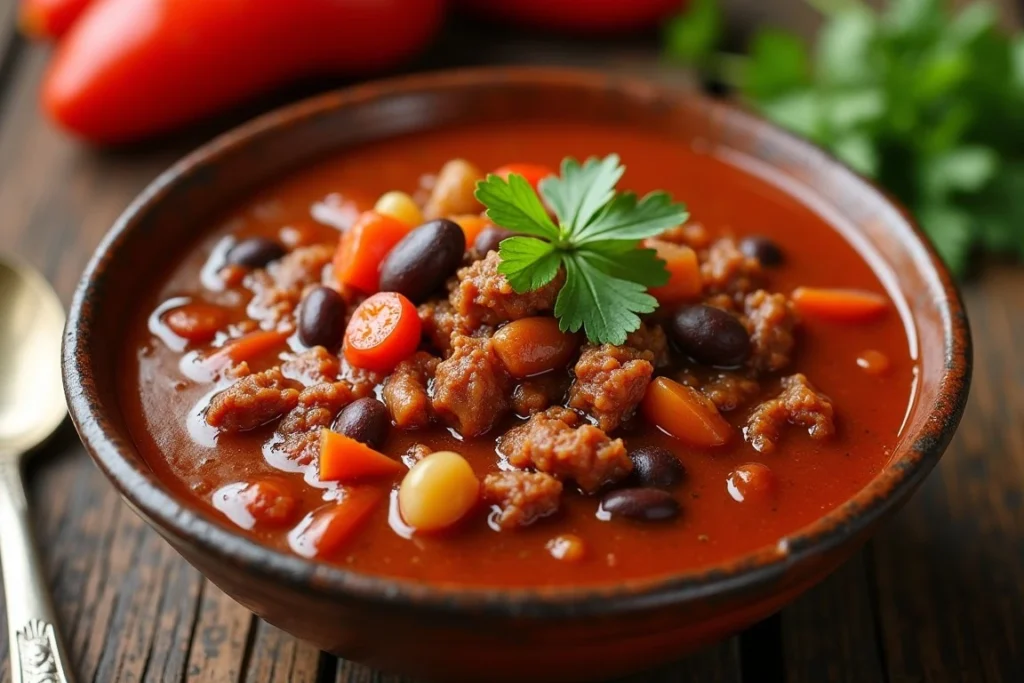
[19,0,93,40]
[457,0,683,34]
[41,0,446,144]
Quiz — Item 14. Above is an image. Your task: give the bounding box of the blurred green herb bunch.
[665,0,1024,275]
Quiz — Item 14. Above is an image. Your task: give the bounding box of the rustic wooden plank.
[870,266,1024,683]
[621,639,744,683]
[184,586,256,683]
[243,620,326,683]
[781,551,885,683]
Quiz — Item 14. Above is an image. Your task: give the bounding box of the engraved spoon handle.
[0,459,75,683]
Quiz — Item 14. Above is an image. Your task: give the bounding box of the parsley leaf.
[476,172,560,242]
[577,241,670,288]
[555,251,660,346]
[474,155,687,344]
[572,190,690,245]
[540,155,624,233]
[663,0,1024,277]
[495,236,562,292]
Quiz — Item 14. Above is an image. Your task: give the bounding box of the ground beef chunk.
[626,322,670,368]
[701,237,763,297]
[569,345,653,432]
[745,374,835,453]
[511,374,571,417]
[205,368,300,432]
[281,346,340,385]
[338,359,386,399]
[483,471,563,530]
[432,335,510,437]
[245,244,335,327]
[383,352,440,430]
[657,222,712,250]
[744,290,798,373]
[499,407,631,493]
[417,299,488,356]
[276,382,356,466]
[678,371,761,412]
[418,300,461,355]
[449,251,564,326]
[512,382,552,416]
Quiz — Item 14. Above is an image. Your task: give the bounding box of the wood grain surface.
[0,1,1021,681]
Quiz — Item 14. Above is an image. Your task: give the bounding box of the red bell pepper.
[42,0,446,144]
[19,0,93,40]
[457,0,683,34]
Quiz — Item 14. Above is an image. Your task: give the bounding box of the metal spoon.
[0,256,74,683]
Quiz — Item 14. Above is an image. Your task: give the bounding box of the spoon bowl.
[0,256,67,458]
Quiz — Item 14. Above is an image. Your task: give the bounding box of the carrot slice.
[319,428,403,482]
[344,292,421,372]
[493,163,557,191]
[644,239,701,304]
[449,214,492,248]
[287,489,384,559]
[333,210,410,293]
[642,377,733,447]
[791,287,889,323]
[207,329,288,366]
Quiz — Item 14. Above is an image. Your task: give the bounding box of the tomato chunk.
[791,287,888,323]
[319,428,403,482]
[642,377,732,447]
[334,211,410,293]
[212,478,299,529]
[727,463,777,504]
[493,163,556,191]
[343,292,421,372]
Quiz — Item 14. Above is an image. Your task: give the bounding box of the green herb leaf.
[816,6,877,86]
[477,154,684,344]
[572,191,689,245]
[475,173,560,242]
[540,155,624,233]
[661,0,1024,277]
[662,0,723,64]
[496,236,563,293]
[554,251,659,346]
[744,30,812,99]
[578,242,671,288]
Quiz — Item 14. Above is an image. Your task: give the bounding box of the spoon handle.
[0,460,75,683]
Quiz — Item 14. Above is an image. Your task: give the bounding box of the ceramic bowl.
[62,68,971,682]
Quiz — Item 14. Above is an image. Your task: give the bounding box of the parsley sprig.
[474,155,688,345]
[665,0,1024,276]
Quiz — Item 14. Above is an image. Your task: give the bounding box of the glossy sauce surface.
[121,121,915,586]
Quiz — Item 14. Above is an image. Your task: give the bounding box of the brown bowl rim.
[62,67,972,618]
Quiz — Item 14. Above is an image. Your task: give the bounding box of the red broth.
[119,121,915,587]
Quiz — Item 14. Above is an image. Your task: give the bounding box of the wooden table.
[0,2,1021,681]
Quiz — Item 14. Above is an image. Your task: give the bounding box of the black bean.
[669,304,751,368]
[473,226,516,257]
[332,398,390,450]
[739,236,784,267]
[600,488,679,521]
[297,286,346,350]
[630,446,685,488]
[378,219,466,303]
[226,237,285,268]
